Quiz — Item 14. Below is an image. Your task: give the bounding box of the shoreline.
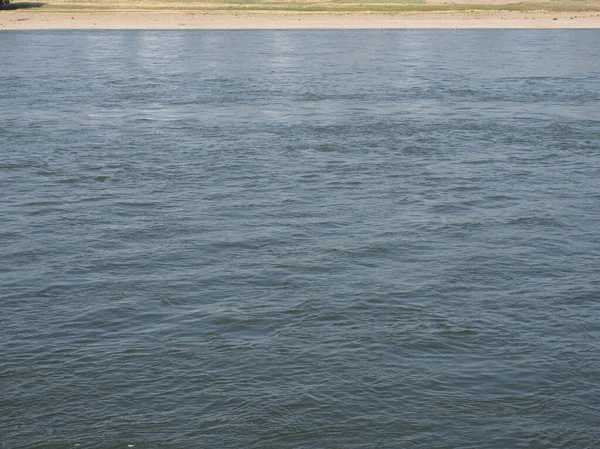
[2,11,600,30]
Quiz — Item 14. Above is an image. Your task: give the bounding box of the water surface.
[1,30,600,449]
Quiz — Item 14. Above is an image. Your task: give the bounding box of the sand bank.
[1,11,600,29]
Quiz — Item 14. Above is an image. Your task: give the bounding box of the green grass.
[12,0,600,13]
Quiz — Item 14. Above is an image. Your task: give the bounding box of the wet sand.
[1,11,600,30]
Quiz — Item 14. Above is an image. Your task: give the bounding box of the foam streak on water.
[1,30,600,448]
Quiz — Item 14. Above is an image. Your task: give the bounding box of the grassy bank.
[6,0,600,13]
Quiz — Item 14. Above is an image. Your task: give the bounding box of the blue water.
[1,30,600,449]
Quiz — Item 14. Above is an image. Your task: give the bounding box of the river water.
[1,30,600,448]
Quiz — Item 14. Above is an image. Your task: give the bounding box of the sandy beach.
[1,10,599,29]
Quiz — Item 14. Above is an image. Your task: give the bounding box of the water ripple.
[1,29,600,449]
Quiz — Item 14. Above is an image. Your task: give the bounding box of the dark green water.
[1,30,600,449]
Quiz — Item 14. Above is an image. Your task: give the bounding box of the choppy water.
[1,30,600,448]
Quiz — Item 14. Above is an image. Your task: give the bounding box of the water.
[1,29,600,448]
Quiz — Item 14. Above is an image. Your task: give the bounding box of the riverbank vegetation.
[8,0,600,13]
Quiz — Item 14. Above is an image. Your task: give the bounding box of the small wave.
[114,201,160,207]
[0,163,32,169]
